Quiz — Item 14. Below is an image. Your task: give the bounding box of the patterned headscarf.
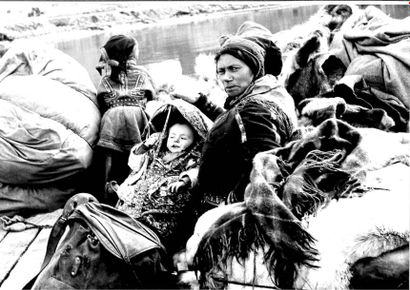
[236,21,283,76]
[215,35,266,80]
[96,34,139,81]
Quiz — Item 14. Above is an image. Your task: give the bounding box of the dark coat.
[195,75,297,203]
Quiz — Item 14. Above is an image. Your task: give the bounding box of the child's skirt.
[97,105,150,153]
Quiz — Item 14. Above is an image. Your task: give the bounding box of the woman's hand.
[171,91,200,104]
[168,180,188,193]
[170,77,205,103]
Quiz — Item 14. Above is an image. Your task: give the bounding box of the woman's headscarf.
[216,35,266,80]
[235,21,283,76]
[216,21,283,80]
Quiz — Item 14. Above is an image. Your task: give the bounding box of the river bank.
[0,1,293,43]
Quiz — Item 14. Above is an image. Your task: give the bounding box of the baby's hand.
[169,181,188,194]
[144,134,159,148]
[173,250,189,272]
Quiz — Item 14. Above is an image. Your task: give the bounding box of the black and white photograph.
[0,1,409,289]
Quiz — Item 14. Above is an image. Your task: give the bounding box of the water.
[54,4,409,88]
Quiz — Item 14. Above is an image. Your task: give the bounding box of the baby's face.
[166,123,195,153]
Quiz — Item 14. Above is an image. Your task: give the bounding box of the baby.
[115,120,202,259]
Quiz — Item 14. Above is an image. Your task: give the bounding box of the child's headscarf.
[96,34,139,82]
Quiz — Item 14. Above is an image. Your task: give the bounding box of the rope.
[211,276,279,289]
[0,215,52,232]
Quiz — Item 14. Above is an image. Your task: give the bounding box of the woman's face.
[216,54,254,97]
[166,123,195,153]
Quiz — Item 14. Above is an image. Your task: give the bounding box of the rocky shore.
[0,2,285,42]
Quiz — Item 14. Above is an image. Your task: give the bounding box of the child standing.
[96,34,156,189]
[115,100,212,263]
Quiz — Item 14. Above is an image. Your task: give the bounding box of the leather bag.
[25,193,176,289]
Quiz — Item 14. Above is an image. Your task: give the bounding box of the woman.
[173,35,298,210]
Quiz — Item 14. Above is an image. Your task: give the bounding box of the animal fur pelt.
[281,29,345,106]
[341,127,410,183]
[298,96,347,127]
[277,5,358,102]
[333,75,409,132]
[295,182,409,289]
[298,75,409,132]
[349,243,409,289]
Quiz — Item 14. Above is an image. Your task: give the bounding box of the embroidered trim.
[107,97,146,108]
[235,112,247,143]
[203,193,226,206]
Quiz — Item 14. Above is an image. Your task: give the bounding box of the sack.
[25,193,176,289]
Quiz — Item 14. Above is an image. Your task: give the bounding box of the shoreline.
[1,2,302,44]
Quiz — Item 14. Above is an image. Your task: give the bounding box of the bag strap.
[23,193,98,289]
